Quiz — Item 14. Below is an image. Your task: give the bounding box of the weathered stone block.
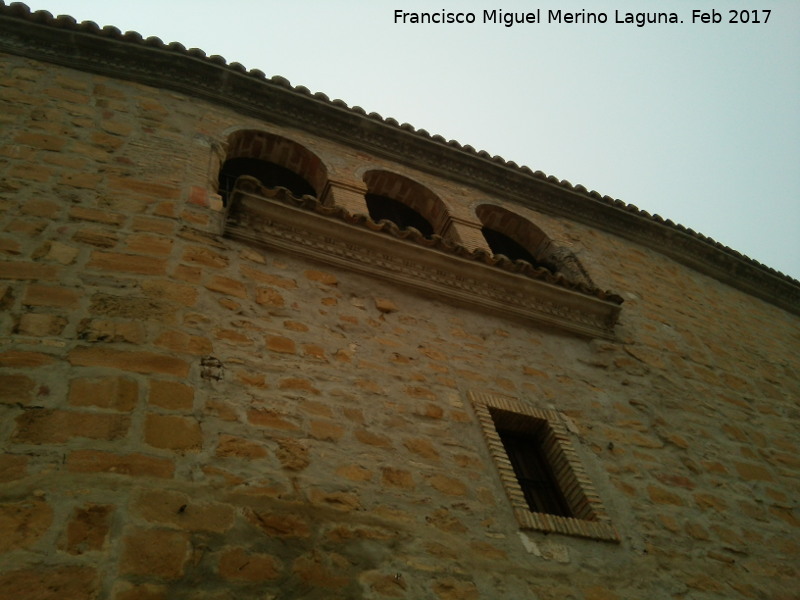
[0,498,53,552]
[132,489,234,533]
[274,438,309,470]
[218,547,282,581]
[0,350,56,368]
[0,566,98,600]
[148,380,193,410]
[245,508,311,539]
[119,527,191,579]
[0,373,36,405]
[382,467,415,489]
[13,409,130,444]
[266,335,296,354]
[15,312,68,336]
[87,251,167,275]
[66,450,174,478]
[68,347,189,376]
[428,474,468,497]
[144,414,202,452]
[61,504,113,554]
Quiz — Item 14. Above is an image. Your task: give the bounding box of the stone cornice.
[1,2,798,315]
[225,179,622,339]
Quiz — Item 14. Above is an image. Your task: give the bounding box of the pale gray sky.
[21,0,800,280]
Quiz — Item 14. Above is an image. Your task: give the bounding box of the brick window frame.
[363,170,456,241]
[217,130,328,205]
[468,391,619,542]
[475,203,596,288]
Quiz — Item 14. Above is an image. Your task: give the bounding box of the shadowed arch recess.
[363,170,454,240]
[218,131,327,204]
[476,204,555,271]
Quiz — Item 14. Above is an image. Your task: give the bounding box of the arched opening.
[475,204,555,271]
[365,194,434,237]
[218,158,316,200]
[480,227,540,265]
[217,131,327,205]
[363,170,451,239]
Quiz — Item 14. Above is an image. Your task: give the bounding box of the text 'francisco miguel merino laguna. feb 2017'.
[393,9,773,27]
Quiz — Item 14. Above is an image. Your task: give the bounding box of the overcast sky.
[21,0,800,280]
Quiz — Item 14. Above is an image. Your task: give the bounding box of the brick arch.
[218,130,328,202]
[475,204,553,264]
[363,170,451,238]
[476,204,595,285]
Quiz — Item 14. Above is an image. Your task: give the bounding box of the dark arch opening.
[217,130,327,207]
[475,204,556,272]
[481,227,541,266]
[366,193,435,237]
[218,157,317,205]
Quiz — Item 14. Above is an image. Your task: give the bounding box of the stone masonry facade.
[1,4,799,599]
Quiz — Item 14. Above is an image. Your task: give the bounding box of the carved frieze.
[225,179,622,339]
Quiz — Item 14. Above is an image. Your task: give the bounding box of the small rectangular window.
[496,426,572,517]
[469,391,619,542]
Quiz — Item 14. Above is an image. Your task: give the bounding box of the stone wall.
[1,48,799,600]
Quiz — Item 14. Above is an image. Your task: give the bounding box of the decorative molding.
[225,179,622,339]
[467,390,620,543]
[1,3,798,315]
